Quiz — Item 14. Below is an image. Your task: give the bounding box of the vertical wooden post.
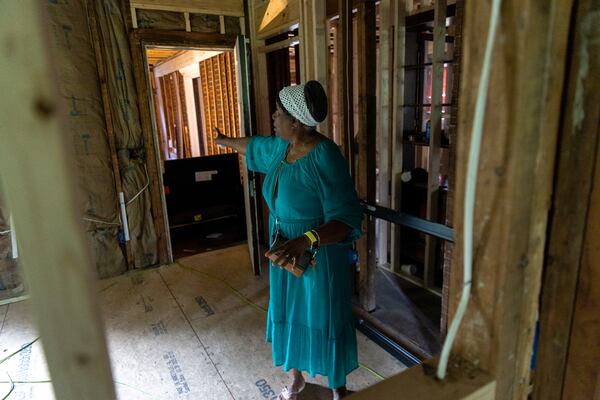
[184,12,191,32]
[561,138,600,399]
[220,15,226,34]
[533,1,600,398]
[450,0,573,398]
[87,2,134,268]
[299,0,309,82]
[390,0,407,273]
[129,32,171,265]
[423,0,446,289]
[377,0,393,269]
[356,0,377,312]
[0,2,116,399]
[248,1,271,136]
[301,0,331,135]
[337,0,354,166]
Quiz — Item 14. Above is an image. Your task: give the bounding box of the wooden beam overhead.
[0,2,116,399]
[254,0,300,40]
[258,35,300,53]
[153,50,222,77]
[130,0,245,17]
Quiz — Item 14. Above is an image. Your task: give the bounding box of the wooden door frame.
[129,29,241,264]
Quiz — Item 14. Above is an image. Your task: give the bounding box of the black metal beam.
[356,318,421,367]
[360,201,454,242]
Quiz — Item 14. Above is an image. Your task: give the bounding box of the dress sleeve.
[245,135,283,173]
[313,141,363,244]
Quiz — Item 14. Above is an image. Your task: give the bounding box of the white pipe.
[436,0,502,380]
[118,192,130,242]
[9,213,18,259]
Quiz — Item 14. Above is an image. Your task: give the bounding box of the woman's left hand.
[265,235,311,267]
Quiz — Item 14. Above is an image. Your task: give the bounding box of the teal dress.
[246,135,363,389]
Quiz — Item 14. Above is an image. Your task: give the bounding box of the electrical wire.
[0,230,10,235]
[126,165,150,206]
[176,262,386,381]
[436,0,502,381]
[82,217,120,226]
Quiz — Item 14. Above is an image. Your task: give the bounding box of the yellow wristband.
[304,231,318,247]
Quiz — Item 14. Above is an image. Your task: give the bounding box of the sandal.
[278,381,306,400]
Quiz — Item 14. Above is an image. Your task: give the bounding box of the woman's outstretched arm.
[214,127,251,155]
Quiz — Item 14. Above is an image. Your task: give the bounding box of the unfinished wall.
[1,0,128,298]
[1,0,165,296]
[47,0,130,279]
[93,0,159,268]
[1,0,250,297]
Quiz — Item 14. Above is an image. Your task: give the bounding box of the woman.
[216,81,362,400]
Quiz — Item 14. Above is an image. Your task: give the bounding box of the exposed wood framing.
[406,0,456,16]
[0,2,115,399]
[376,0,393,271]
[239,16,246,35]
[448,0,573,398]
[254,0,300,40]
[130,31,238,263]
[220,15,226,34]
[131,5,138,28]
[299,0,310,81]
[184,12,191,32]
[248,2,272,136]
[150,69,168,160]
[298,0,329,134]
[133,29,238,48]
[441,0,465,338]
[336,0,354,164]
[259,35,300,53]
[153,50,221,77]
[356,0,377,312]
[533,1,600,398]
[87,2,134,268]
[198,52,242,156]
[389,0,407,274]
[423,0,446,288]
[562,139,600,399]
[173,73,186,156]
[130,0,245,17]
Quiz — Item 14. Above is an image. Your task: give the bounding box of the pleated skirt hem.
[266,319,358,389]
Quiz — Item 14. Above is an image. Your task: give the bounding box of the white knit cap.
[278,84,319,127]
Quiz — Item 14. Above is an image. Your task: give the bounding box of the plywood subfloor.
[0,244,406,399]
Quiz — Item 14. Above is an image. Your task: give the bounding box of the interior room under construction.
[0,1,598,399]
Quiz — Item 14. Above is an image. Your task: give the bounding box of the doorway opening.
[145,46,247,259]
